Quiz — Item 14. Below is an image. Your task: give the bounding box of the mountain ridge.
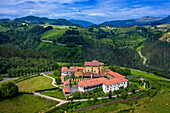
[0,15,170,27]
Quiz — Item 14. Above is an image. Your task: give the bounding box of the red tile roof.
[61,67,68,72]
[63,88,70,93]
[78,78,107,87]
[103,77,128,85]
[85,60,104,66]
[83,72,105,77]
[78,77,128,87]
[61,67,74,72]
[64,80,70,85]
[104,69,111,72]
[61,66,84,72]
[107,71,125,78]
[75,67,84,71]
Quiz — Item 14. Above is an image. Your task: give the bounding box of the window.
[94,70,96,72]
[88,70,89,72]
[107,86,109,88]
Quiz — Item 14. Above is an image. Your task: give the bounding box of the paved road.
[0,78,18,83]
[41,72,61,88]
[33,92,69,106]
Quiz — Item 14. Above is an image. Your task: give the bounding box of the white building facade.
[78,78,128,94]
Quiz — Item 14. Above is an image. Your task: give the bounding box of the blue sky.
[0,0,169,23]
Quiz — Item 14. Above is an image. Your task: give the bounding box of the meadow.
[40,88,66,100]
[0,94,58,113]
[16,76,55,92]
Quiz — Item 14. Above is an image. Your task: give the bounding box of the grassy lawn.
[40,88,66,100]
[0,94,59,113]
[75,69,170,113]
[16,76,55,92]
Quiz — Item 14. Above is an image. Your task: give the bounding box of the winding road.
[137,50,147,65]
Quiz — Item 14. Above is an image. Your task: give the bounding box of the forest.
[0,20,169,78]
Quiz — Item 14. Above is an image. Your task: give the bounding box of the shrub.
[132,89,136,94]
[55,78,61,84]
[124,68,131,75]
[53,70,58,76]
[73,91,80,99]
[108,91,112,99]
[119,86,124,90]
[92,95,98,104]
[120,92,127,99]
[0,82,18,99]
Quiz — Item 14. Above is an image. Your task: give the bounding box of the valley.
[0,15,169,113]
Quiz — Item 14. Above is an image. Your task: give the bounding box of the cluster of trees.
[0,21,169,78]
[0,82,18,99]
[0,57,59,77]
[109,65,131,76]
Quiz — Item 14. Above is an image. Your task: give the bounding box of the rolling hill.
[69,19,95,27]
[101,16,164,26]
[17,16,76,26]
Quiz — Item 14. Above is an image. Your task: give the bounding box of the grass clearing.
[0,94,59,113]
[16,76,55,92]
[40,88,66,100]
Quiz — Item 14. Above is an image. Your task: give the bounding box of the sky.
[0,0,170,24]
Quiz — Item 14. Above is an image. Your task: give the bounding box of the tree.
[55,78,61,84]
[0,82,18,99]
[53,70,58,76]
[73,91,80,99]
[120,92,127,99]
[108,91,112,99]
[71,73,75,80]
[7,69,13,77]
[92,95,98,104]
[132,89,135,94]
[124,68,131,75]
[52,62,59,70]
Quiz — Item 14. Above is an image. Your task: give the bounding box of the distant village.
[61,60,128,96]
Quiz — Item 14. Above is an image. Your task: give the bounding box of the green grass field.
[16,76,55,92]
[40,88,66,100]
[0,94,59,113]
[41,29,65,40]
[76,68,170,113]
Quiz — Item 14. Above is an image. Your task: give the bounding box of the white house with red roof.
[61,67,75,76]
[78,77,128,93]
[61,60,128,95]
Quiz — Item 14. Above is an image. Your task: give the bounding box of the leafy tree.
[71,73,75,80]
[73,91,80,99]
[53,70,58,76]
[120,92,127,99]
[0,82,18,99]
[108,91,112,99]
[132,89,135,94]
[124,68,131,75]
[55,78,61,84]
[92,95,98,104]
[52,62,59,70]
